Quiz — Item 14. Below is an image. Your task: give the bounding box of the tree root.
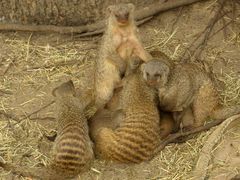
[182,0,227,62]
[77,16,153,37]
[0,0,207,35]
[0,101,55,124]
[191,114,240,179]
[154,114,240,156]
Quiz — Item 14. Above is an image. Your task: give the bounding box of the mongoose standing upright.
[95,3,152,109]
[93,69,161,163]
[141,59,240,129]
[0,81,94,180]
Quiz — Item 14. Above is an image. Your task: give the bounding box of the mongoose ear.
[163,64,170,75]
[140,63,145,73]
[52,88,57,97]
[64,80,76,96]
[127,3,135,11]
[66,80,74,86]
[106,5,114,14]
[52,80,76,97]
[64,80,75,91]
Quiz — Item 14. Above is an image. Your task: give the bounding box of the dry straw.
[0,16,239,179]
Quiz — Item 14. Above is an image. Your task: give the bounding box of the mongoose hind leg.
[95,62,121,109]
[94,127,116,159]
[105,85,123,111]
[125,56,142,76]
[159,111,175,138]
[173,107,194,132]
[192,83,219,128]
[181,107,194,130]
[89,108,124,140]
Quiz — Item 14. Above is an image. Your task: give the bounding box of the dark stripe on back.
[61,125,84,135]
[57,154,82,162]
[57,133,84,143]
[59,140,85,149]
[117,137,150,158]
[58,148,85,156]
[117,126,158,144]
[111,143,145,163]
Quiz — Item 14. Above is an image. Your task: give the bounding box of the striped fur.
[48,81,94,179]
[94,71,161,163]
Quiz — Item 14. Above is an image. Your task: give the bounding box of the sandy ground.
[0,0,240,179]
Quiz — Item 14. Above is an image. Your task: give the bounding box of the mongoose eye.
[146,72,150,77]
[115,12,129,24]
[124,12,129,19]
[154,73,161,77]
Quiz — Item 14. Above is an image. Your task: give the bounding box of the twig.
[192,0,226,59]
[18,101,55,122]
[0,89,13,95]
[76,29,104,38]
[154,114,239,155]
[182,11,229,61]
[182,0,227,61]
[171,7,184,33]
[0,110,19,121]
[0,0,207,35]
[22,59,82,71]
[220,11,228,39]
[192,114,240,179]
[231,0,236,30]
[27,117,55,121]
[1,59,16,76]
[0,101,55,124]
[209,14,240,39]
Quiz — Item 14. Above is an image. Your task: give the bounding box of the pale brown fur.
[48,80,94,179]
[94,3,152,109]
[89,108,123,141]
[3,81,94,180]
[150,50,174,68]
[93,70,161,163]
[159,111,175,138]
[90,109,175,143]
[141,59,240,129]
[104,86,123,111]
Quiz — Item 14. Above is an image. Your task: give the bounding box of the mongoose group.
[1,3,240,180]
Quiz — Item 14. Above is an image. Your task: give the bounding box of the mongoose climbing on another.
[93,69,162,163]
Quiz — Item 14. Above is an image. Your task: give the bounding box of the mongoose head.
[141,59,170,88]
[52,80,76,97]
[52,80,91,112]
[107,3,135,26]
